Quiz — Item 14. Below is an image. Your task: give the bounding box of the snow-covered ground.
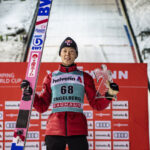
[125,0,150,87]
[0,0,38,61]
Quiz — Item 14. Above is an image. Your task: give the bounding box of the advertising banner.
[0,63,149,150]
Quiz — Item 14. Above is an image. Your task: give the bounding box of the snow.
[125,0,150,82]
[0,0,38,61]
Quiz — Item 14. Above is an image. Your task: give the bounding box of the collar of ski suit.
[59,64,77,72]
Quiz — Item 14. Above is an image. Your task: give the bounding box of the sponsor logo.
[38,0,51,16]
[0,122,3,130]
[112,101,128,109]
[35,28,46,33]
[113,131,129,140]
[87,131,94,139]
[6,114,18,118]
[95,131,111,140]
[113,123,128,127]
[28,53,39,77]
[27,131,39,140]
[41,121,47,130]
[83,111,93,119]
[5,142,39,150]
[5,132,13,140]
[85,70,128,80]
[113,141,129,149]
[53,102,82,108]
[25,142,40,150]
[5,101,20,110]
[0,112,3,120]
[41,141,46,150]
[31,111,39,120]
[5,121,16,130]
[32,35,43,50]
[52,74,84,86]
[112,111,129,119]
[112,71,128,79]
[41,111,51,119]
[5,142,11,150]
[77,66,83,71]
[52,76,75,83]
[0,142,3,149]
[77,76,82,83]
[95,113,110,117]
[87,121,93,129]
[95,141,111,150]
[29,124,39,128]
[0,132,3,141]
[95,121,111,129]
[88,141,93,149]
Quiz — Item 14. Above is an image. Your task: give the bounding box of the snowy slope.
[42,0,136,63]
[0,0,38,61]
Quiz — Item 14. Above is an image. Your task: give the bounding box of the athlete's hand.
[108,82,119,96]
[20,80,33,96]
[105,81,119,100]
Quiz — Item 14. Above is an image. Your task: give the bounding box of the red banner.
[0,63,149,150]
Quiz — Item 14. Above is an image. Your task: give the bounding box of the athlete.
[21,37,119,150]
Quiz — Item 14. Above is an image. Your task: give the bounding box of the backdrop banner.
[0,63,149,150]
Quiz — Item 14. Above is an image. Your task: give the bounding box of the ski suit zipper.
[65,67,68,136]
[65,112,67,136]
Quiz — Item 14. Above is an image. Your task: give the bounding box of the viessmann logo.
[86,70,129,80]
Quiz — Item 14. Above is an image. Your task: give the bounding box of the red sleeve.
[84,72,111,111]
[33,74,52,113]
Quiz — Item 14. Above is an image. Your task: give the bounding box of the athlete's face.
[60,47,77,66]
